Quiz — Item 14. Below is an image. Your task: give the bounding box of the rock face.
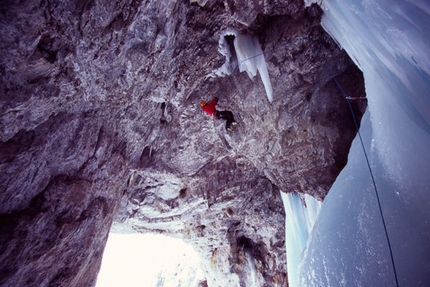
[0,1,365,286]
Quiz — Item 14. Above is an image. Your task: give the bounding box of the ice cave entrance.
[96,233,205,287]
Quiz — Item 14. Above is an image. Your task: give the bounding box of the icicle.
[211,28,273,103]
[281,192,322,287]
[245,250,258,287]
[233,32,273,103]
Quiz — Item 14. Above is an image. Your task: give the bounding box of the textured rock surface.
[0,0,365,286]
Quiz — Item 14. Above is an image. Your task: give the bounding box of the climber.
[200,97,238,131]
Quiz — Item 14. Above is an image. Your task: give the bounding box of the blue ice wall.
[296,1,430,286]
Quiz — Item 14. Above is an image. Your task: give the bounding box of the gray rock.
[0,0,365,286]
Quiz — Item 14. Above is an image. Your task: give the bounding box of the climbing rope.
[224,33,399,286]
[308,35,399,287]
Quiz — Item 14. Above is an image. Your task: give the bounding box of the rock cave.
[0,0,368,286]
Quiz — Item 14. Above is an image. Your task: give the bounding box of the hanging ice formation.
[212,28,274,103]
[246,250,258,287]
[281,192,322,287]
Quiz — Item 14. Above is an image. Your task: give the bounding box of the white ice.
[246,251,258,287]
[287,0,430,286]
[281,192,322,287]
[233,32,273,103]
[212,29,273,103]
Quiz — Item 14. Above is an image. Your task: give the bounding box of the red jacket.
[202,98,217,117]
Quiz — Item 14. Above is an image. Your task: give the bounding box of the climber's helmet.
[200,100,206,107]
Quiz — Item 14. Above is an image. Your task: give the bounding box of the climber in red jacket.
[200,97,238,131]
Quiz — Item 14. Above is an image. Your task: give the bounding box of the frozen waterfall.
[284,0,430,286]
[281,192,322,287]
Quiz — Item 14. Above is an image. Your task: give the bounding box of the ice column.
[281,192,322,287]
[246,251,258,287]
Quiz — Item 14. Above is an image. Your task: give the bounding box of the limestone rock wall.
[0,0,365,286]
